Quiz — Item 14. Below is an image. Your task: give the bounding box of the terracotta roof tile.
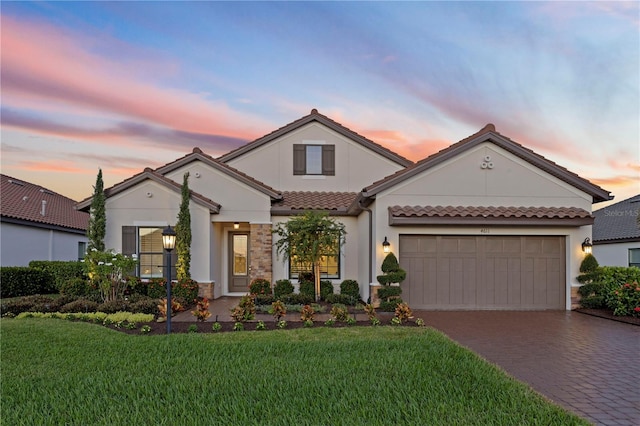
[1,174,89,231]
[390,205,593,219]
[273,191,358,212]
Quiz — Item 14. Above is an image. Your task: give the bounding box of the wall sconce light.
[233,222,240,230]
[382,236,390,253]
[581,237,592,254]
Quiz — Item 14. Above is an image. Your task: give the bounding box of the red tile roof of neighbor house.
[592,194,640,243]
[1,174,89,231]
[272,191,358,214]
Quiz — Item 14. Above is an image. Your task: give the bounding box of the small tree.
[87,169,106,252]
[175,172,192,281]
[272,211,346,302]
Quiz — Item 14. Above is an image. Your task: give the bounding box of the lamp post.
[162,225,177,334]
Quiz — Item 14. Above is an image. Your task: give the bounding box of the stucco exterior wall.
[226,123,404,192]
[593,242,640,267]
[0,222,86,266]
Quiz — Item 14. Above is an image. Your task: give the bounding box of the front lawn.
[1,319,586,425]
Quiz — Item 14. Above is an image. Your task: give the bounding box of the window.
[293,144,335,176]
[288,244,340,280]
[77,242,87,261]
[122,226,175,279]
[629,248,640,268]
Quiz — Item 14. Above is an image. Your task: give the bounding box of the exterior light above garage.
[382,236,391,253]
[234,222,240,229]
[581,238,593,254]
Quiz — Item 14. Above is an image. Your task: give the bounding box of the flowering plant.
[82,249,138,302]
[609,282,640,317]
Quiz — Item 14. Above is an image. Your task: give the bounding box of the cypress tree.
[87,169,106,252]
[176,172,192,281]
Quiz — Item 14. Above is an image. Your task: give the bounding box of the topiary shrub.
[320,280,334,301]
[274,279,294,299]
[249,278,272,296]
[340,279,360,299]
[379,299,403,312]
[299,280,315,299]
[377,286,402,300]
[377,252,407,285]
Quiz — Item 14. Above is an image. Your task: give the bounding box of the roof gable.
[1,174,89,231]
[218,109,413,168]
[361,124,612,204]
[76,168,221,213]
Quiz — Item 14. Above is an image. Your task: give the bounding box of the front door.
[229,232,250,293]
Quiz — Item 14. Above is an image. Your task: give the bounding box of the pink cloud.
[1,15,270,140]
[20,160,90,174]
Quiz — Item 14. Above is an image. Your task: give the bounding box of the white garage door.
[399,235,565,310]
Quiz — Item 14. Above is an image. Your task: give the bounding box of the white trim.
[133,221,168,227]
[302,140,326,145]
[302,175,326,180]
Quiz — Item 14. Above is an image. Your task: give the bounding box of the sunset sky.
[1,1,638,207]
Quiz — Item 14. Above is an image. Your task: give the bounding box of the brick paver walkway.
[417,311,639,426]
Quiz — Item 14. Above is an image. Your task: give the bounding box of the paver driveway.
[417,311,639,426]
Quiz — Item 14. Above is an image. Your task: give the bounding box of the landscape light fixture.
[234,222,240,229]
[382,236,390,253]
[581,237,592,255]
[162,225,176,334]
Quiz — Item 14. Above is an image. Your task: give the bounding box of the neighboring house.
[592,195,640,267]
[77,109,611,310]
[1,174,89,266]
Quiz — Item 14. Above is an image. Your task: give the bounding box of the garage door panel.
[400,235,565,310]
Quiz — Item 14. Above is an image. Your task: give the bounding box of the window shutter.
[293,144,306,175]
[322,145,335,176]
[122,226,136,256]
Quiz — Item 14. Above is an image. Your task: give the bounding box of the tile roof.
[1,174,89,231]
[272,191,358,214]
[218,109,413,168]
[388,205,594,226]
[362,124,612,204]
[592,195,640,243]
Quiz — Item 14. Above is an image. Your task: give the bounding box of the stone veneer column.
[250,223,272,284]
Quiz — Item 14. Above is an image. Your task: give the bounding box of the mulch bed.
[573,308,640,326]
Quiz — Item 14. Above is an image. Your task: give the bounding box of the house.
[592,195,640,267]
[77,109,611,310]
[1,174,89,266]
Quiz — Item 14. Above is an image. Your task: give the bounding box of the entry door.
[229,232,250,293]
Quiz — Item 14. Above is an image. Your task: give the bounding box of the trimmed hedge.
[340,280,360,299]
[274,279,294,299]
[320,280,334,301]
[29,261,85,291]
[299,280,315,299]
[0,267,55,298]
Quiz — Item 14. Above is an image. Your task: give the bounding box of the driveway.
[417,311,639,426]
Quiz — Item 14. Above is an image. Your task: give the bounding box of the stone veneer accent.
[250,223,272,284]
[571,286,581,309]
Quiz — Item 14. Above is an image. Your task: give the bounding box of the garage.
[399,235,565,310]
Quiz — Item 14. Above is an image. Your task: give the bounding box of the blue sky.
[1,1,638,205]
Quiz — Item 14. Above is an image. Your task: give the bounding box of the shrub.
[300,304,315,322]
[579,254,599,273]
[325,294,357,306]
[255,295,275,305]
[377,286,402,300]
[212,322,222,332]
[191,297,211,322]
[145,278,167,299]
[157,298,184,318]
[379,299,402,312]
[255,320,267,331]
[59,277,94,297]
[320,280,334,301]
[607,282,640,317]
[330,304,350,322]
[233,322,244,331]
[271,300,287,321]
[578,282,607,309]
[274,279,294,299]
[29,260,85,292]
[249,278,271,296]
[97,300,131,314]
[129,297,160,315]
[188,324,198,333]
[377,252,407,285]
[230,294,255,322]
[340,280,360,299]
[0,267,54,298]
[363,303,377,321]
[173,279,199,305]
[281,293,314,305]
[299,280,315,299]
[394,302,413,323]
[60,299,99,313]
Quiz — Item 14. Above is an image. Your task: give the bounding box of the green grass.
[1,319,587,425]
